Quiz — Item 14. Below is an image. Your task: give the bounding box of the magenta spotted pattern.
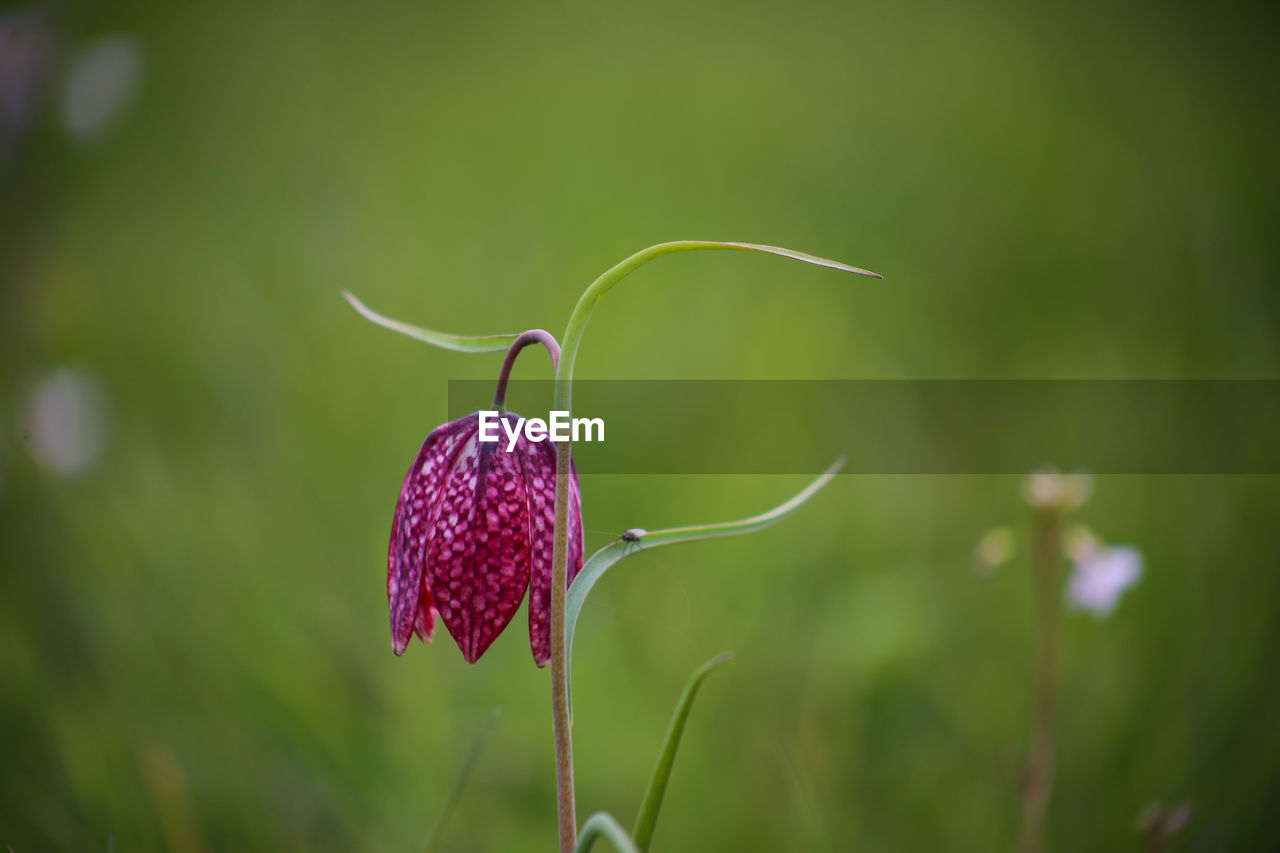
[387,411,584,665]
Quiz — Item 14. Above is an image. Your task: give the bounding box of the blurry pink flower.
[1066,544,1142,617]
[387,411,584,665]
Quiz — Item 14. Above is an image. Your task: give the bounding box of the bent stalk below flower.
[492,330,560,411]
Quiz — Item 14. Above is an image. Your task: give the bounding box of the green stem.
[551,439,577,853]
[574,813,641,853]
[1019,507,1063,853]
[549,241,878,853]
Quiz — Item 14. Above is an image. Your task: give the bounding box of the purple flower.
[387,411,584,665]
[1066,544,1143,617]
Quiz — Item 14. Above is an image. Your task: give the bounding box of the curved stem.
[548,241,877,853]
[555,240,879,416]
[492,329,561,411]
[574,813,641,853]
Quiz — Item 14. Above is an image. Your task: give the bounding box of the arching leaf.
[344,291,518,353]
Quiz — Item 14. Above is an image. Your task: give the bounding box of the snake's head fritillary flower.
[387,411,584,665]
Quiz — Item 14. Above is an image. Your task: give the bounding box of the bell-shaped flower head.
[388,411,584,665]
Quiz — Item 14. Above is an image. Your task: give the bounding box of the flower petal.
[1066,545,1143,617]
[525,442,585,667]
[569,458,585,586]
[388,416,475,655]
[414,589,437,643]
[427,435,532,663]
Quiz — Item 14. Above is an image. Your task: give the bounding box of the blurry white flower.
[1024,466,1093,511]
[1066,543,1142,617]
[1023,467,1061,508]
[26,368,108,476]
[61,35,143,139]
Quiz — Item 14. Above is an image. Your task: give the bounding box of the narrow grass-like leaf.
[565,457,845,716]
[343,291,518,353]
[574,812,641,853]
[422,709,500,853]
[557,243,881,409]
[632,653,733,851]
[711,241,883,278]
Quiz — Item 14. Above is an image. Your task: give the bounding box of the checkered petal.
[388,415,477,654]
[525,441,585,667]
[426,428,532,663]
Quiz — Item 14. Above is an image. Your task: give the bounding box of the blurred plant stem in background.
[1019,501,1064,853]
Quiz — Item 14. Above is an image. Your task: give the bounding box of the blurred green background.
[2,0,1278,850]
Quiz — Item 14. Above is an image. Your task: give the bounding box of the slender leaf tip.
[721,242,883,280]
[565,459,844,722]
[698,651,734,671]
[342,290,519,353]
[630,652,733,851]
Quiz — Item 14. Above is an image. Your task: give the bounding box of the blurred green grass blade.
[574,812,641,853]
[777,742,833,852]
[565,458,845,717]
[631,653,733,852]
[422,709,500,853]
[343,291,519,353]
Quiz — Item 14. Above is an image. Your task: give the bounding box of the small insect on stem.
[619,527,647,554]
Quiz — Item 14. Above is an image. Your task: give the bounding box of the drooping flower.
[387,411,584,665]
[1065,542,1143,617]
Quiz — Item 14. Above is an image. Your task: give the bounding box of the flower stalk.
[1020,502,1064,853]
[547,241,879,852]
[493,329,561,411]
[550,438,577,851]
